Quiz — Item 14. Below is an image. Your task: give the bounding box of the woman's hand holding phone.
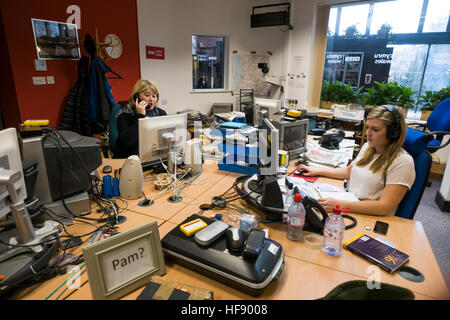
[134,95,147,115]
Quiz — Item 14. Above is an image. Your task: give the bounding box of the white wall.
[137,0,291,115]
[283,0,317,108]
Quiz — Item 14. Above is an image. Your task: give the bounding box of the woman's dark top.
[112,105,167,158]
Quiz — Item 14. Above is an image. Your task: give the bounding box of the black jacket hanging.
[60,55,92,136]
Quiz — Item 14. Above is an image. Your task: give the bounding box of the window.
[423,0,450,32]
[192,35,226,90]
[370,0,423,34]
[422,44,450,91]
[387,44,428,99]
[322,0,450,111]
[338,3,369,36]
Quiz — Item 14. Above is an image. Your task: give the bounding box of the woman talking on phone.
[299,105,415,216]
[113,79,166,158]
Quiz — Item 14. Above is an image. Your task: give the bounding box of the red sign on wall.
[146,46,165,60]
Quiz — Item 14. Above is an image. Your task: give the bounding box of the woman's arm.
[299,163,352,180]
[318,184,409,216]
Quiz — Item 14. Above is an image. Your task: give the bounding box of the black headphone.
[381,105,401,141]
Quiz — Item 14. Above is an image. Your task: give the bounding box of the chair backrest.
[108,101,127,152]
[396,137,432,219]
[427,98,450,133]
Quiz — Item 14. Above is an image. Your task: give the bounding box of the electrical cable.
[54,267,87,300]
[43,262,85,300]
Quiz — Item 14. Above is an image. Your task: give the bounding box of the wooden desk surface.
[11,159,449,300]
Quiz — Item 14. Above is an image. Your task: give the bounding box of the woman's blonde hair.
[355,105,406,176]
[128,79,160,108]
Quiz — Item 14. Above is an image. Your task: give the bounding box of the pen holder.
[102,175,113,199]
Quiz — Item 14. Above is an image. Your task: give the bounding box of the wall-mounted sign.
[146,46,165,60]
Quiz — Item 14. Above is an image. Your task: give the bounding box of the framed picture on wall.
[31,18,81,60]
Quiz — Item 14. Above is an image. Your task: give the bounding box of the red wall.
[0,0,141,128]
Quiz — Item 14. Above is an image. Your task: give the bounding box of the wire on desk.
[54,267,87,300]
[43,263,86,300]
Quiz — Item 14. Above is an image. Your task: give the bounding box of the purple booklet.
[343,233,409,273]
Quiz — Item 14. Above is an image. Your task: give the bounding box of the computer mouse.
[226,227,245,252]
[294,169,308,175]
[102,165,113,174]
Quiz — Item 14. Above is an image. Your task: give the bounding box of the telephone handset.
[133,94,141,103]
[302,196,328,235]
[134,94,151,110]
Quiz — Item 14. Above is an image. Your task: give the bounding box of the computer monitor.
[0,128,27,219]
[272,119,308,159]
[138,114,188,164]
[21,130,102,206]
[253,98,281,126]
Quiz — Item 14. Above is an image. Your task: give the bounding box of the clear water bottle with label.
[285,182,294,208]
[287,193,306,241]
[322,205,345,256]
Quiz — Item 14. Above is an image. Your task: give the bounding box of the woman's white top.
[348,143,416,215]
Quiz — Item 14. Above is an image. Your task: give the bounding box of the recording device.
[243,229,265,259]
[225,227,246,252]
[319,129,345,150]
[194,220,229,246]
[374,220,389,235]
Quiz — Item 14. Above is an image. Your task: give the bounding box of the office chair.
[108,100,127,154]
[395,131,432,219]
[406,98,450,154]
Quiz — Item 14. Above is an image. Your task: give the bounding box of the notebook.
[343,233,409,273]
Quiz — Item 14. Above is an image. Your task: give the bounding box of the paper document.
[319,191,359,202]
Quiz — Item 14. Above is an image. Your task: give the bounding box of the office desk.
[12,159,450,300]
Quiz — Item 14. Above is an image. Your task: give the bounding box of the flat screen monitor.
[0,128,27,219]
[272,119,308,159]
[138,114,188,164]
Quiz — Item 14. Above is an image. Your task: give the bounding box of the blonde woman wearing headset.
[299,105,415,216]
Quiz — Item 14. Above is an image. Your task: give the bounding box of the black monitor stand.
[247,174,284,210]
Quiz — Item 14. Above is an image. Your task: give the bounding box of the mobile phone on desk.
[374,220,389,235]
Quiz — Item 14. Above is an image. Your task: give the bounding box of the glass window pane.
[423,0,450,32]
[328,7,337,36]
[388,44,428,100]
[422,44,450,92]
[370,0,423,34]
[192,35,225,90]
[338,3,369,36]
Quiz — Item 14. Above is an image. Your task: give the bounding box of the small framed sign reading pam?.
[82,221,166,300]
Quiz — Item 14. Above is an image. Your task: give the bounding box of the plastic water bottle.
[287,193,306,241]
[322,205,345,256]
[285,182,294,208]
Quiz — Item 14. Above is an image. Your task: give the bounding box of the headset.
[381,105,401,141]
